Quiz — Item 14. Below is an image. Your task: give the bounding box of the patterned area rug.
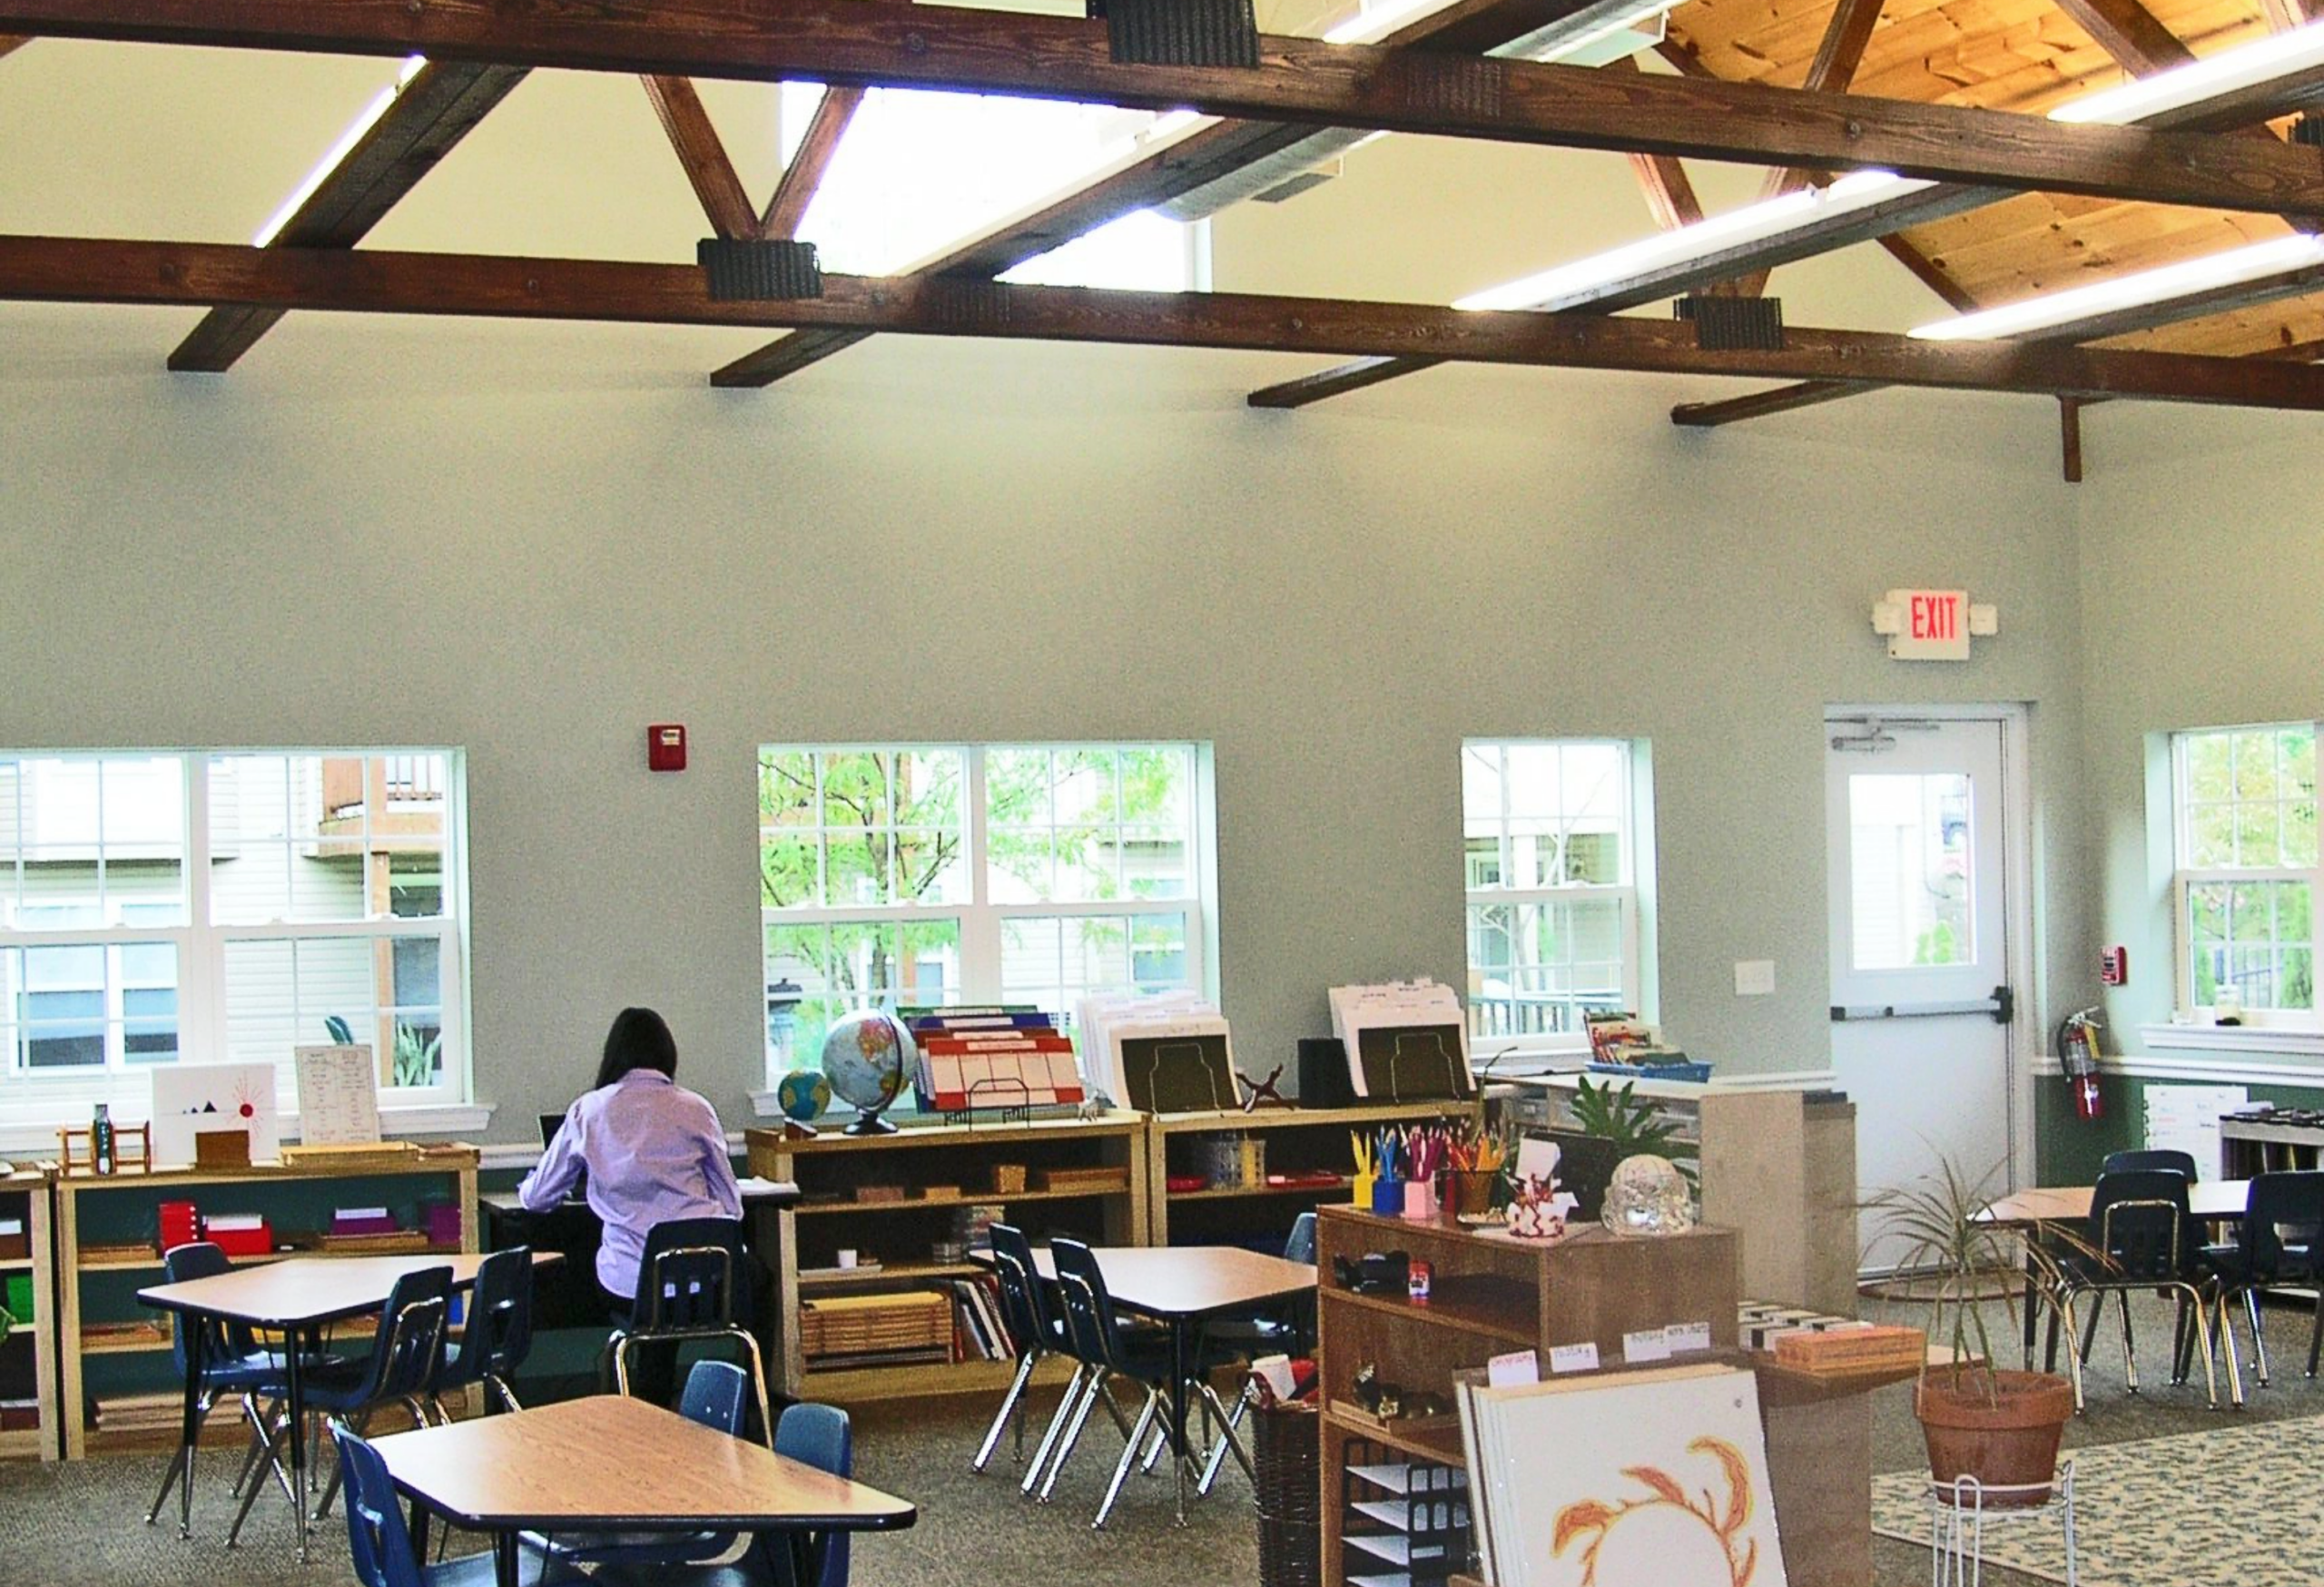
[1871,1414,2324,1587]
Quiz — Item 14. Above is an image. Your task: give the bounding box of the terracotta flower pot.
[1915,1368,2073,1509]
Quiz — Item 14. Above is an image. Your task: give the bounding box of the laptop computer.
[537,1112,588,1205]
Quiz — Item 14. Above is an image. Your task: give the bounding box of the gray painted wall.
[2,56,2102,1138]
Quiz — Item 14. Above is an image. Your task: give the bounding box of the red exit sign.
[1876,588,1994,661]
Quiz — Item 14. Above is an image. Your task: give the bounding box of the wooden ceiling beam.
[1730,0,1887,293]
[641,75,757,241]
[167,59,527,372]
[761,85,862,240]
[2052,0,2195,77]
[11,234,2324,409]
[13,0,2324,216]
[715,0,1627,387]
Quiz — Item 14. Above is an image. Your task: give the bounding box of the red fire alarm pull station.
[2101,946,2128,987]
[648,724,687,773]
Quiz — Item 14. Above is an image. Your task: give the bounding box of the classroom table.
[137,1250,556,1559]
[1010,1244,1315,1524]
[370,1393,916,1587]
[1974,1178,2249,1376]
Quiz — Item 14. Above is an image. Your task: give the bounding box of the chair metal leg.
[2058,1293,2086,1414]
[1021,1365,1090,1498]
[230,1395,276,1498]
[2214,1292,2246,1408]
[2309,1296,2323,1378]
[2243,1288,2270,1387]
[2076,1298,2103,1368]
[1192,1381,1254,1495]
[974,1351,1040,1473]
[2114,1288,2139,1395]
[1094,1390,1164,1530]
[1038,1371,1109,1503]
[2178,1284,2220,1409]
[224,1406,298,1548]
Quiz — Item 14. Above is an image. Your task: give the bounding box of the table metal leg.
[159,1308,207,1538]
[496,1527,519,1587]
[1169,1320,1190,1527]
[287,1326,310,1561]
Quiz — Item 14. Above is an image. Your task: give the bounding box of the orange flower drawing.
[1551,1436,1760,1587]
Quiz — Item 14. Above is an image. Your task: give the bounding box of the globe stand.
[842,1109,900,1137]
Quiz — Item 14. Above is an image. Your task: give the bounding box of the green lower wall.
[2034,1073,2324,1184]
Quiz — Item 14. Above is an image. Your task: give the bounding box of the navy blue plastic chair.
[773,1402,854,1587]
[607,1217,771,1440]
[432,1247,535,1417]
[2202,1170,2324,1400]
[331,1422,547,1587]
[972,1224,1067,1474]
[2101,1148,2199,1181]
[2055,1169,2216,1410]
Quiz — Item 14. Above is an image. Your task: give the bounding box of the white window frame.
[756,742,1216,1092]
[0,749,471,1141]
[1462,738,1655,1069]
[2169,722,2319,1026]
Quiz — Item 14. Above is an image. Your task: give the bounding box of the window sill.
[0,1101,494,1159]
[2142,1022,2324,1060]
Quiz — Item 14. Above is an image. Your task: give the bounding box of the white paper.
[1488,1349,1541,1386]
[1621,1327,1673,1364]
[1513,1136,1562,1188]
[150,1062,281,1168]
[1546,1342,1600,1375]
[1663,1321,1713,1355]
[294,1044,382,1146]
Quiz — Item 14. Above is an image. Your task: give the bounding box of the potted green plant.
[1552,1077,1692,1221]
[1866,1157,2083,1508]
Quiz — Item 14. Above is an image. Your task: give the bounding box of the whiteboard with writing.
[295,1045,383,1146]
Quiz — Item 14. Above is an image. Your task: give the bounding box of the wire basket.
[1253,1401,1321,1587]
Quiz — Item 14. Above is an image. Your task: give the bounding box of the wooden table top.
[1977,1179,2250,1227]
[137,1250,552,1326]
[1011,1246,1315,1317]
[371,1396,918,1533]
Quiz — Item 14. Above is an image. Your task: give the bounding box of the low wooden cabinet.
[1146,1100,1480,1247]
[745,1113,1147,1399]
[0,1167,58,1461]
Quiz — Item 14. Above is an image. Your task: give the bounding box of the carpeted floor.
[5,1288,2319,1587]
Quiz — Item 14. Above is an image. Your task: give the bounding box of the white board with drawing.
[295,1045,382,1146]
[150,1062,282,1168]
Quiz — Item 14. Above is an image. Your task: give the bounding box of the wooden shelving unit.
[0,1167,58,1460]
[1501,1078,1857,1315]
[744,1112,1147,1399]
[1314,1205,1739,1587]
[1146,1100,1481,1247]
[2221,1113,2324,1177]
[52,1148,478,1458]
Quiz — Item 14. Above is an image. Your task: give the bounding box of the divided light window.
[758,743,1211,1089]
[1462,739,1649,1056]
[2171,723,2317,1020]
[0,750,468,1124]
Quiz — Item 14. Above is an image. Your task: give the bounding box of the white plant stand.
[1926,1458,2077,1587]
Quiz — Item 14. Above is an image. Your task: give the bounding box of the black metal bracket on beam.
[1674,294,1786,351]
[1087,0,1260,66]
[698,238,824,301]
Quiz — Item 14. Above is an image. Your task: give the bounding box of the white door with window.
[1827,712,2027,1267]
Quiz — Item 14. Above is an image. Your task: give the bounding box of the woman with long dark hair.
[519,1007,742,1329]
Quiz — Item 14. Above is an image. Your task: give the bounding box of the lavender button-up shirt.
[517,1069,742,1301]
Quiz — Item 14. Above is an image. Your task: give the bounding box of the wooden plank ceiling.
[1669,0,2324,357]
[1,0,2322,422]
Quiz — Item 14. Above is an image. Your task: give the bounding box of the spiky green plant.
[1567,1076,1698,1182]
[391,1022,441,1088]
[1865,1156,2091,1402]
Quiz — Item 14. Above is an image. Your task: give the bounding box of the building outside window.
[2171,722,2317,1020]
[0,750,468,1135]
[1462,738,1653,1060]
[758,743,1214,1095]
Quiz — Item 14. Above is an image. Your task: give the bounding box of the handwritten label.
[1487,1349,1541,1386]
[1665,1321,1713,1355]
[1622,1328,1673,1364]
[1547,1342,1600,1375]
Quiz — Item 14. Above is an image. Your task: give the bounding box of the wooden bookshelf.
[0,1167,58,1461]
[744,1113,1147,1399]
[1146,1100,1481,1247]
[1314,1206,1739,1587]
[52,1147,478,1458]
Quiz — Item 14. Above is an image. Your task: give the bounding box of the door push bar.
[1830,985,2014,1025]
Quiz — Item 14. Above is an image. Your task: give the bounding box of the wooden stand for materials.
[55,1124,152,1178]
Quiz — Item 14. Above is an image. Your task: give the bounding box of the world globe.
[773,1068,832,1127]
[820,1010,916,1135]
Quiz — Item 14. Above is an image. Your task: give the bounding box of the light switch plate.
[1734,960,1776,996]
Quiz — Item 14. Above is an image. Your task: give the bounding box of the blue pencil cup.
[1372,1175,1403,1215]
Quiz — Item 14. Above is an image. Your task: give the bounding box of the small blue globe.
[774,1068,831,1124]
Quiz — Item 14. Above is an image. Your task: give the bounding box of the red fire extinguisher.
[2056,1006,2104,1120]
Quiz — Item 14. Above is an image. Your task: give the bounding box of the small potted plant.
[1556,1076,1691,1221]
[1866,1157,2083,1508]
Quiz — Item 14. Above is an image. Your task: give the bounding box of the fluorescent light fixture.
[1906,232,2324,340]
[1322,0,1447,44]
[1501,1,1670,65]
[252,54,428,247]
[2050,15,2324,123]
[1452,170,1928,310]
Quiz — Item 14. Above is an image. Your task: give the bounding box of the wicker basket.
[1253,1401,1322,1587]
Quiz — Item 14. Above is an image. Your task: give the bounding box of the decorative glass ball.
[1601,1153,1695,1237]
